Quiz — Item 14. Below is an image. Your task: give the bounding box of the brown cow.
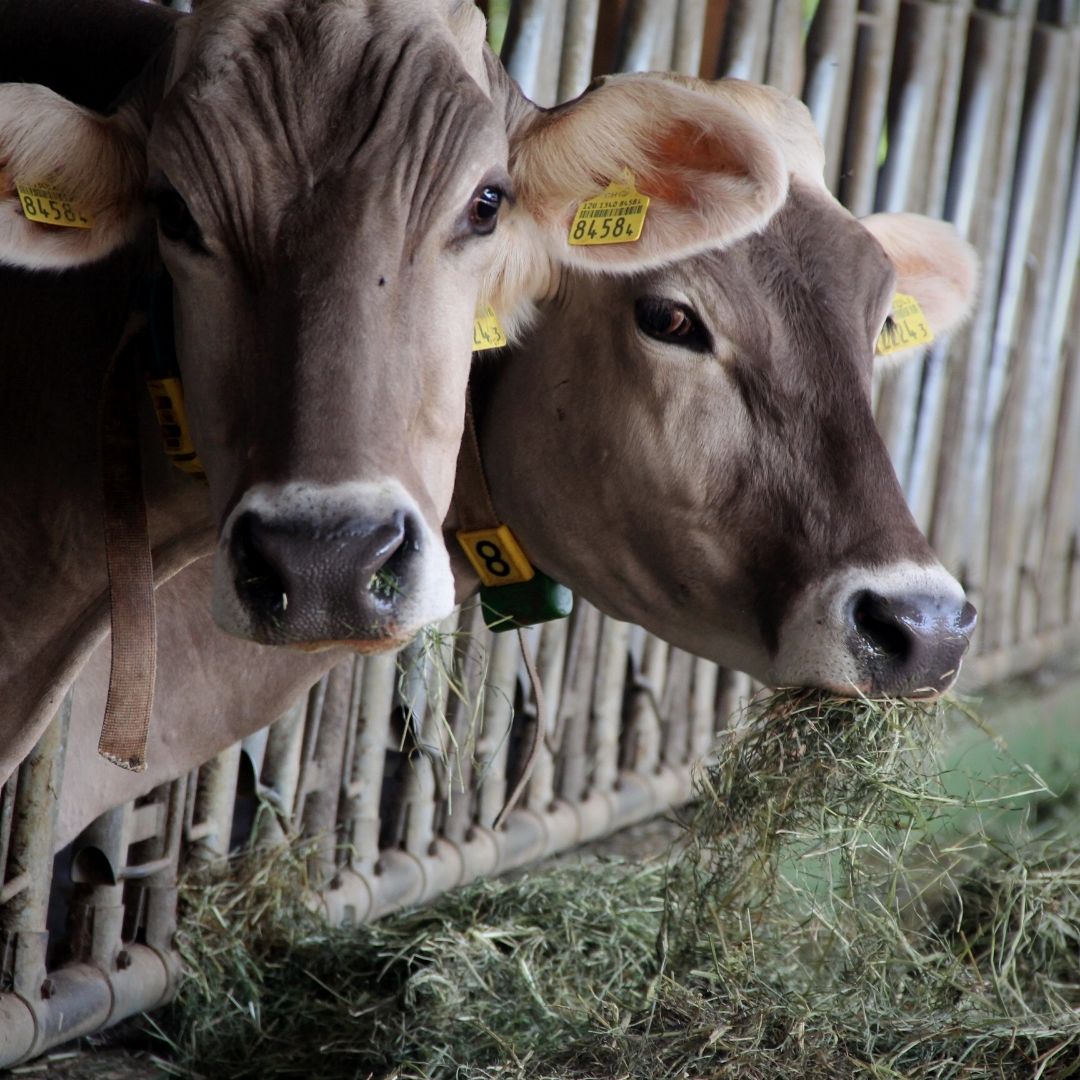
[53,79,977,847]
[0,2,800,781]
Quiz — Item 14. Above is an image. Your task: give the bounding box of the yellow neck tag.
[876,292,934,356]
[473,306,508,352]
[146,377,205,478]
[457,524,535,587]
[568,175,649,246]
[16,181,93,229]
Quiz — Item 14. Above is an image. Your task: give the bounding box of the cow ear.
[482,73,789,335]
[863,212,979,343]
[0,84,148,269]
[511,72,787,265]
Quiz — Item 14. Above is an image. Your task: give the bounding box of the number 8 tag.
[456,525,535,587]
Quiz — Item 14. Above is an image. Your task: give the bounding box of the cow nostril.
[851,590,912,662]
[231,512,289,616]
[367,511,419,602]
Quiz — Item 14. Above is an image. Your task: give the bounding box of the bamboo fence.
[2,0,1079,1064]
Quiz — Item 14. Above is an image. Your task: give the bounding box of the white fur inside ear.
[0,84,147,269]
[862,212,979,336]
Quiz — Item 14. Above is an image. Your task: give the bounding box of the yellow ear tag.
[876,292,934,356]
[569,175,649,246]
[457,524,535,587]
[15,181,93,229]
[146,377,206,478]
[473,306,508,352]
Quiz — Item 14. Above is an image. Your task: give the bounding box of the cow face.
[1,0,507,653]
[149,1,511,650]
[477,90,979,698]
[0,26,802,654]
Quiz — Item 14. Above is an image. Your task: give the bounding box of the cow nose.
[848,589,977,697]
[230,509,416,641]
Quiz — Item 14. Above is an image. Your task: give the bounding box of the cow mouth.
[788,673,959,701]
[290,630,415,656]
[769,562,976,700]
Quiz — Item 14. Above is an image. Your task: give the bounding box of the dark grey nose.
[848,589,977,696]
[230,509,417,643]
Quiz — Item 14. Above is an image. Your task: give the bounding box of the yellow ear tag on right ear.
[473,306,508,352]
[15,181,93,229]
[569,176,649,246]
[876,292,934,356]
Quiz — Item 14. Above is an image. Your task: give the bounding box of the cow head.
[476,80,978,698]
[0,20,795,653]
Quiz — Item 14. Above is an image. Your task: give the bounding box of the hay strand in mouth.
[149,689,1079,1080]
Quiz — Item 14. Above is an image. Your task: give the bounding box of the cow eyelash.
[149,185,207,254]
[634,298,713,354]
[468,183,505,236]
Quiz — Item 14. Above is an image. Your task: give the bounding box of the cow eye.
[468,185,503,236]
[151,187,204,252]
[634,298,711,353]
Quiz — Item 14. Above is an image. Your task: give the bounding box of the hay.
[149,690,1080,1080]
[149,853,667,1079]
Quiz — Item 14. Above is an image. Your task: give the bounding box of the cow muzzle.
[772,561,977,698]
[211,480,455,648]
[847,588,977,697]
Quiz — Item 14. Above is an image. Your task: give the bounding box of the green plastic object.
[479,571,573,633]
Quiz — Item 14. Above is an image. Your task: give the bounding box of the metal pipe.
[1,694,70,1003]
[0,945,171,1068]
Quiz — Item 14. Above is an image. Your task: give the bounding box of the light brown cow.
[53,79,978,848]
[475,80,978,698]
[0,4,796,782]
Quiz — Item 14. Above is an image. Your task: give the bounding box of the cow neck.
[97,309,157,772]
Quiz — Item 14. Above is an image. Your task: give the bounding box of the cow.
[51,77,978,848]
[474,79,979,699]
[0,0,794,781]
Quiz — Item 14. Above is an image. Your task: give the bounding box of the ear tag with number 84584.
[456,524,574,631]
[568,175,649,247]
[16,180,93,229]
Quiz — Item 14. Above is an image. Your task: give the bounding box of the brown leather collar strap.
[456,383,548,828]
[454,388,499,533]
[97,312,156,772]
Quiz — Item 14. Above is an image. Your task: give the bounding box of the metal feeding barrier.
[2,0,1079,1065]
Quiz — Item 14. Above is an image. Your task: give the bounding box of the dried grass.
[149,690,1080,1080]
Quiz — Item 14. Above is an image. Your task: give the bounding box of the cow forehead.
[170,0,479,83]
[152,0,505,233]
[626,185,897,369]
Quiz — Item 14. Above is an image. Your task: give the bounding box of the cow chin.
[769,560,977,700]
[289,632,419,656]
[209,479,456,648]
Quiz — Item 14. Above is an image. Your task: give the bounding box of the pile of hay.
[150,691,1080,1079]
